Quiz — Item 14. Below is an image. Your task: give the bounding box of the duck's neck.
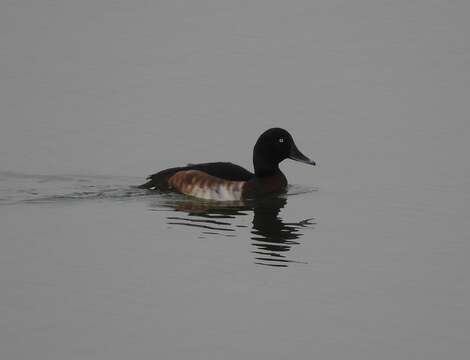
[253,156,281,177]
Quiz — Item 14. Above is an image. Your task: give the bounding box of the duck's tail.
[138,166,186,190]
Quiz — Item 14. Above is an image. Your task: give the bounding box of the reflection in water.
[250,197,314,267]
[150,192,315,267]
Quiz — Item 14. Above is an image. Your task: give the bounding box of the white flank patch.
[188,182,243,201]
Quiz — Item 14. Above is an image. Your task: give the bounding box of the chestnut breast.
[242,172,288,198]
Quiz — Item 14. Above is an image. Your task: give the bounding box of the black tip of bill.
[288,143,316,166]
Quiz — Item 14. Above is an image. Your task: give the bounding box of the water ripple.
[1,172,317,267]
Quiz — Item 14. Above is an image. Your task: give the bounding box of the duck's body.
[139,128,315,201]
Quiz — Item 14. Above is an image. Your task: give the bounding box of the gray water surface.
[1,0,470,359]
[1,171,469,359]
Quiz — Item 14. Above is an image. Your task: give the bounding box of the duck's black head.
[253,128,316,177]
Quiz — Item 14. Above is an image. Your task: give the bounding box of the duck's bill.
[288,144,316,166]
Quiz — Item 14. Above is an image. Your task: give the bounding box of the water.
[1,1,470,359]
[1,170,469,359]
[1,172,317,267]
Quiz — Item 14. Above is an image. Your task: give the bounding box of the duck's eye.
[278,138,284,143]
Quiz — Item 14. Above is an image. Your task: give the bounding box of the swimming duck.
[139,128,315,201]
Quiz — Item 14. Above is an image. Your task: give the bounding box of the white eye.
[278,138,284,143]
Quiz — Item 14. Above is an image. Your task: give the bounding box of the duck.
[138,128,315,201]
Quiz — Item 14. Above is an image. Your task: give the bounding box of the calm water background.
[1,1,469,359]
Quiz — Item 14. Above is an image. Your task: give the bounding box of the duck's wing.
[138,162,254,190]
[186,162,254,181]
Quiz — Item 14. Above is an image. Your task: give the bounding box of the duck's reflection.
[250,196,314,267]
[151,194,315,267]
